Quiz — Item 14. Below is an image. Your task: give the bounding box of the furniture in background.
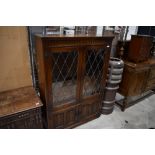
[116,40,130,59]
[75,26,97,35]
[115,35,155,111]
[102,58,124,114]
[45,26,61,35]
[116,59,155,111]
[116,35,153,61]
[127,35,153,62]
[35,34,113,128]
[0,86,43,129]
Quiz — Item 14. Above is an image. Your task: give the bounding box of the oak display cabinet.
[35,34,113,128]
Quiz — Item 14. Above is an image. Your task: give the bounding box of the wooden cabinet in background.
[116,35,153,62]
[128,35,153,62]
[35,34,113,128]
[116,58,155,111]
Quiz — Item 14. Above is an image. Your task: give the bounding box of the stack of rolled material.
[102,57,124,114]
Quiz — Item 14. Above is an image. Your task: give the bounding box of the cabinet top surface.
[124,58,155,69]
[35,34,114,39]
[0,86,43,117]
[131,34,153,38]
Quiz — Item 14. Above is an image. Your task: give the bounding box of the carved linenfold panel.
[81,99,100,120]
[53,112,64,128]
[0,108,42,129]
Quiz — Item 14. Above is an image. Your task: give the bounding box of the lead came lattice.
[83,49,105,97]
[51,51,78,105]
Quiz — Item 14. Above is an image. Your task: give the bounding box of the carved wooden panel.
[65,106,79,127]
[45,37,109,49]
[80,96,101,120]
[52,105,79,128]
[53,112,65,129]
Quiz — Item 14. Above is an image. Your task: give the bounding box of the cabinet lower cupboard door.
[52,106,79,129]
[52,101,100,129]
[80,96,101,120]
[53,112,65,129]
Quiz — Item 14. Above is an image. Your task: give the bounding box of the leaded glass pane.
[51,51,78,105]
[83,49,104,97]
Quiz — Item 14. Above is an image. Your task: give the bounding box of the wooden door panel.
[65,107,78,127]
[53,112,65,129]
[119,67,149,96]
[80,99,101,120]
[52,105,79,128]
[52,100,101,128]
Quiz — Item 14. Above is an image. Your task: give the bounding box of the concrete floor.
[76,94,155,129]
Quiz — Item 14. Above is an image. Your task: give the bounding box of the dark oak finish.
[116,58,155,111]
[0,86,43,129]
[35,34,114,128]
[116,35,155,111]
[128,35,153,62]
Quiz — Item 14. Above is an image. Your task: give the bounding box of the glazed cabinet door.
[77,46,108,121]
[44,47,81,128]
[81,46,106,99]
[45,48,80,107]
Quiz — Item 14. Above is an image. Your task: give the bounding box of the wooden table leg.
[121,97,128,112]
